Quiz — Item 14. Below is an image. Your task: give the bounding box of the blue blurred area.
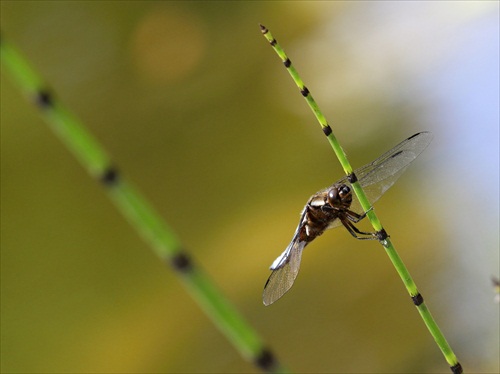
[1,2,498,373]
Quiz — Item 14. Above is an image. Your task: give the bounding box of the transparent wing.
[263,239,305,306]
[329,132,433,226]
[263,208,307,306]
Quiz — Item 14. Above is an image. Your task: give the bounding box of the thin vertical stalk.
[1,33,288,373]
[260,24,462,374]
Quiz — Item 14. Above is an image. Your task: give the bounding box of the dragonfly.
[263,131,433,306]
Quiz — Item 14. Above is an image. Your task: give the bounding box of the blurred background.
[1,1,498,373]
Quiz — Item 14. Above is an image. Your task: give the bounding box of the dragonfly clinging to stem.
[263,132,433,306]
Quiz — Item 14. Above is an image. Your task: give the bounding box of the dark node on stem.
[283,58,291,68]
[170,251,192,272]
[270,38,277,47]
[259,24,268,34]
[411,293,424,306]
[100,166,119,186]
[35,88,54,109]
[376,228,388,241]
[322,125,332,137]
[450,363,463,374]
[254,348,277,371]
[300,86,310,97]
[347,172,358,184]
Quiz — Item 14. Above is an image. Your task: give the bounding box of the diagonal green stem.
[260,24,462,374]
[1,33,288,373]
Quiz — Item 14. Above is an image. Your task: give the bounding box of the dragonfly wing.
[357,132,433,200]
[263,239,305,306]
[331,132,433,218]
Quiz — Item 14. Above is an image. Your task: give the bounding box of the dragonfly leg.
[345,206,373,223]
[340,217,377,240]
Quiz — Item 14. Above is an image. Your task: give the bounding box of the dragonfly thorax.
[300,184,353,242]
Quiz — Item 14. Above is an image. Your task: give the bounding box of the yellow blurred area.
[131,7,206,84]
[1,1,498,374]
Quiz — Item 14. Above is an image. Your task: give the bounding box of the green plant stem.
[260,24,462,374]
[1,34,287,373]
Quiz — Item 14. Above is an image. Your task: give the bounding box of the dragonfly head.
[327,184,352,208]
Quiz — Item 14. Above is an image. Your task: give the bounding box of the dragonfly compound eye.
[327,188,340,205]
[339,185,351,197]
